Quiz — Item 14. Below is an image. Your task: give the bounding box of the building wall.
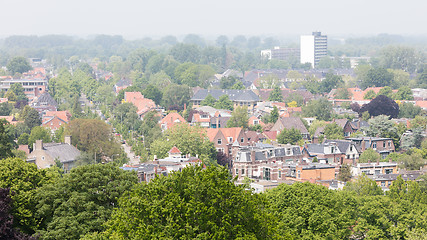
[296,166,335,181]
[300,35,315,66]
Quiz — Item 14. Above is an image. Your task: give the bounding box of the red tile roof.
[160,112,187,130]
[125,92,156,116]
[168,146,182,154]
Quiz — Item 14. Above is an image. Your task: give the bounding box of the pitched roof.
[43,143,80,163]
[160,112,187,129]
[32,92,58,108]
[333,119,348,129]
[168,146,181,154]
[220,127,243,144]
[191,89,259,102]
[324,139,353,153]
[125,92,156,116]
[277,117,308,134]
[205,128,221,142]
[44,110,71,122]
[263,131,277,140]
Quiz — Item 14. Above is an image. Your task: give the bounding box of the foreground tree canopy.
[94,165,278,239]
[35,164,138,240]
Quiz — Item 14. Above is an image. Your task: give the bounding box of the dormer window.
[217,138,222,145]
[240,137,244,143]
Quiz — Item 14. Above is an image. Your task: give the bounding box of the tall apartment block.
[300,32,327,68]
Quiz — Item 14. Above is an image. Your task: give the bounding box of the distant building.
[261,47,300,62]
[300,31,327,67]
[191,89,259,111]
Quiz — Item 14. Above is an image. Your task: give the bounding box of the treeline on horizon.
[0,33,426,66]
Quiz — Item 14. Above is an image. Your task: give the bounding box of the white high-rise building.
[300,32,327,68]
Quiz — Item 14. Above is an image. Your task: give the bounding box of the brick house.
[233,143,303,181]
[27,136,80,172]
[159,112,187,131]
[288,164,336,181]
[206,127,248,157]
[302,142,346,164]
[124,92,156,119]
[271,116,309,139]
[347,137,395,159]
[42,110,72,132]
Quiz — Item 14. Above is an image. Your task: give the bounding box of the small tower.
[168,146,182,158]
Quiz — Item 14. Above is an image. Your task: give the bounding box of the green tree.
[65,119,121,162]
[230,81,245,90]
[6,57,32,74]
[398,152,426,170]
[0,157,57,234]
[270,106,279,123]
[338,164,352,182]
[94,165,277,239]
[320,73,344,93]
[266,182,356,239]
[358,148,381,163]
[344,174,383,196]
[394,86,413,100]
[303,98,333,121]
[335,88,351,99]
[220,76,237,89]
[161,84,191,110]
[200,94,216,107]
[150,124,217,165]
[0,121,14,159]
[285,92,304,107]
[268,86,283,102]
[227,106,249,128]
[362,68,394,89]
[28,126,51,150]
[139,111,162,148]
[17,132,30,145]
[324,123,344,139]
[365,115,400,148]
[35,164,138,240]
[363,89,377,99]
[9,83,28,102]
[277,128,302,145]
[214,95,233,110]
[377,86,393,98]
[379,46,424,73]
[398,102,421,118]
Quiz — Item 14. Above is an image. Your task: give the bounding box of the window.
[241,169,245,175]
[388,141,391,147]
[373,142,377,149]
[331,147,334,153]
[375,170,380,175]
[235,169,239,175]
[385,169,393,174]
[228,137,233,143]
[381,181,386,187]
[240,137,244,143]
[278,171,282,178]
[254,120,259,125]
[347,155,350,159]
[286,148,291,155]
[350,146,353,151]
[217,138,222,145]
[297,170,301,179]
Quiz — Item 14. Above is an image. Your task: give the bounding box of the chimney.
[34,140,43,151]
[250,150,256,164]
[64,135,72,145]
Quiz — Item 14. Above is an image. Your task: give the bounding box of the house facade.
[271,116,310,139]
[191,89,259,111]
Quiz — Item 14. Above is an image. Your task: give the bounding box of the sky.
[2,0,426,39]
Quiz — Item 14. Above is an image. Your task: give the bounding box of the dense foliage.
[94,165,278,239]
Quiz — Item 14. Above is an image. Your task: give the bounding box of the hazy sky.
[2,0,426,38]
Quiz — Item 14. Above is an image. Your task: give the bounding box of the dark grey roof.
[255,152,266,161]
[274,148,286,157]
[191,89,259,102]
[32,92,58,107]
[305,144,325,154]
[292,147,302,155]
[137,163,157,173]
[115,78,132,87]
[349,120,369,130]
[324,139,352,153]
[255,142,274,148]
[43,143,80,163]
